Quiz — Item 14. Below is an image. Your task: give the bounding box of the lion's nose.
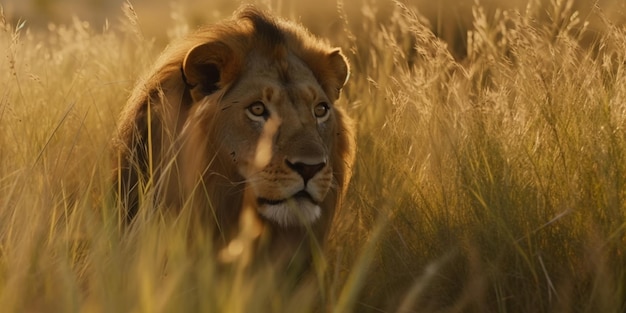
[286,159,326,185]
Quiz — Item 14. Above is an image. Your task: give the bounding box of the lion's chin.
[257,196,321,227]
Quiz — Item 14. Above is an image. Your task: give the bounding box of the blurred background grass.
[4,0,626,57]
[2,0,626,312]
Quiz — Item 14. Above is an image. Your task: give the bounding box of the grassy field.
[2,0,626,312]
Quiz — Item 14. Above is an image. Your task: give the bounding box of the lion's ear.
[330,49,349,86]
[323,49,350,100]
[182,42,240,98]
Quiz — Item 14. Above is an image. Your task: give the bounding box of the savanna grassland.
[2,0,626,312]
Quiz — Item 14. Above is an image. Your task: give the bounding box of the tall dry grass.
[1,0,626,312]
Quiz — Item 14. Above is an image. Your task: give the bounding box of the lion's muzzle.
[257,191,322,227]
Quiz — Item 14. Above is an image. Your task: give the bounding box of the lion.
[112,5,355,265]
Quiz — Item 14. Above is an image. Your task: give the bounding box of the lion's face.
[116,7,354,245]
[189,51,340,227]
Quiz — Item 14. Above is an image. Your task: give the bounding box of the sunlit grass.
[1,0,626,312]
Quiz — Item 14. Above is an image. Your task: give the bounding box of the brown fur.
[112,5,354,265]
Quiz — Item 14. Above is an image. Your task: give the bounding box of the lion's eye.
[247,102,268,118]
[314,102,330,119]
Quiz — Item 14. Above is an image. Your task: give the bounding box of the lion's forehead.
[262,83,320,106]
[244,52,326,101]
